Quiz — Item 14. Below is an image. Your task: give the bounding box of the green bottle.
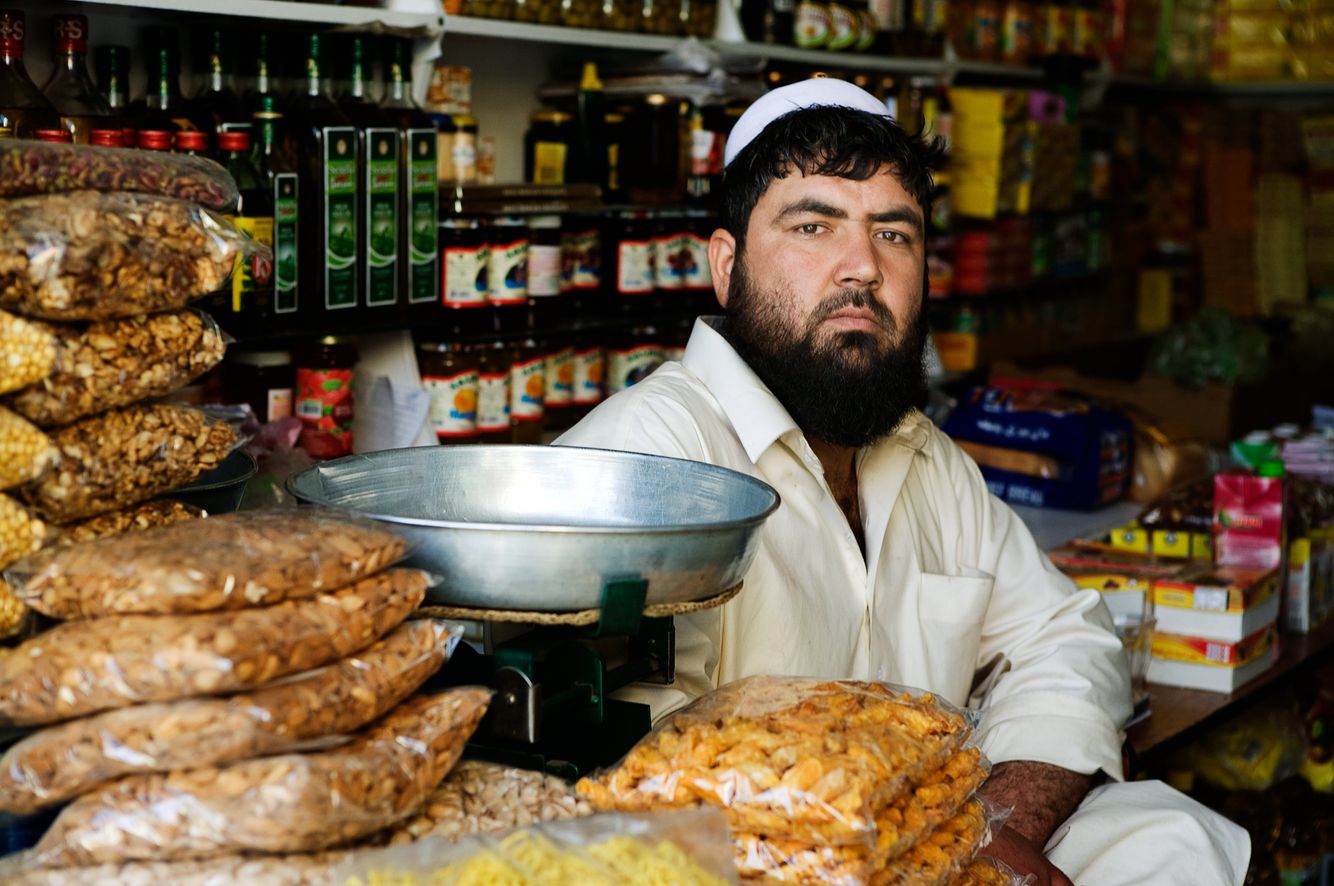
[254,96,300,329]
[217,129,272,338]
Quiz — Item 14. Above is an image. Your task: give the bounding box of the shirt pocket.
[909,571,996,705]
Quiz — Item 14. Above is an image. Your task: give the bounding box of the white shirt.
[558,317,1132,780]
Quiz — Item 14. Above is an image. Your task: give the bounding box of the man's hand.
[980,825,1074,886]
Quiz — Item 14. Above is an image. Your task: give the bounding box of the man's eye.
[876,230,909,243]
[797,223,823,235]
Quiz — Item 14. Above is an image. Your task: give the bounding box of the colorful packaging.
[1214,469,1285,570]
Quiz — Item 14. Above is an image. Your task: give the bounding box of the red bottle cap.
[216,130,251,152]
[137,130,173,151]
[34,129,73,144]
[88,129,123,147]
[173,130,208,153]
[121,127,138,147]
[52,14,87,55]
[0,10,25,57]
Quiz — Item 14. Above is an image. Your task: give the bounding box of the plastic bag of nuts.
[0,619,462,814]
[4,850,346,886]
[0,190,265,322]
[20,402,239,524]
[0,568,429,727]
[11,508,410,619]
[3,310,228,428]
[0,139,239,210]
[53,499,204,548]
[20,689,492,867]
[0,492,47,572]
[0,406,55,492]
[0,309,57,396]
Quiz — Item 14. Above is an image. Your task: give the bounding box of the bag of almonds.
[0,568,429,727]
[0,619,462,814]
[14,689,492,869]
[52,499,204,547]
[9,508,410,619]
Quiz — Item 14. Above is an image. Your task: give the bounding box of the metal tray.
[286,445,780,611]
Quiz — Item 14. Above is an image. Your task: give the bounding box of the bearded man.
[558,78,1249,885]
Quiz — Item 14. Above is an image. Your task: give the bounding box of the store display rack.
[66,0,445,31]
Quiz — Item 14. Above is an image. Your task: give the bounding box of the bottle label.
[443,244,490,307]
[363,128,400,308]
[322,127,358,311]
[423,369,480,439]
[545,347,574,407]
[452,133,477,182]
[608,345,664,394]
[827,2,858,50]
[532,141,567,185]
[654,233,692,290]
[273,174,299,314]
[856,10,876,49]
[407,129,440,305]
[296,367,354,455]
[573,347,605,405]
[528,243,562,297]
[1044,3,1074,54]
[683,232,712,290]
[230,215,275,314]
[489,237,528,304]
[617,239,655,295]
[795,1,830,48]
[0,12,25,56]
[477,371,511,432]
[267,387,293,421]
[510,356,546,421]
[568,228,602,290]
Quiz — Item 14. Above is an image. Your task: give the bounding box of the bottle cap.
[34,129,73,144]
[88,129,123,147]
[137,130,173,151]
[217,130,251,152]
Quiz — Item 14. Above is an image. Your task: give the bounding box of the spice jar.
[418,340,480,444]
[475,338,513,444]
[294,336,358,459]
[225,350,294,424]
[524,110,573,185]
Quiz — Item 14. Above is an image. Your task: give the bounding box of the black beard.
[724,251,928,449]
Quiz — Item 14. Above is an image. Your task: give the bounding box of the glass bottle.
[138,26,192,134]
[0,10,62,139]
[509,333,547,444]
[254,95,301,331]
[173,129,209,157]
[222,130,274,340]
[42,15,112,144]
[475,337,513,445]
[93,45,134,147]
[239,32,282,120]
[294,336,358,459]
[191,27,246,137]
[418,339,480,445]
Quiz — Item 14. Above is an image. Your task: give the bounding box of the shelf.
[713,39,944,74]
[1106,73,1334,99]
[446,15,680,52]
[68,0,445,32]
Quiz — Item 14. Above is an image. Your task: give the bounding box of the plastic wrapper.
[872,798,994,886]
[0,567,428,727]
[0,308,57,396]
[53,499,204,547]
[733,748,991,884]
[577,677,975,848]
[19,402,240,523]
[0,492,47,572]
[0,190,265,322]
[2,309,227,428]
[15,689,491,868]
[333,808,738,886]
[10,508,410,619]
[0,618,461,814]
[4,851,345,886]
[953,856,1036,886]
[0,139,238,209]
[375,760,595,847]
[0,406,55,491]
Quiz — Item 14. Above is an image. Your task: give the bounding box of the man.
[559,78,1249,884]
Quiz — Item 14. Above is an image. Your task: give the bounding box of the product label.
[406,129,439,305]
[616,240,655,295]
[296,367,354,457]
[683,232,712,290]
[229,215,275,314]
[273,174,299,314]
[913,0,944,32]
[573,347,605,405]
[795,0,831,47]
[856,10,876,49]
[489,238,528,304]
[322,127,358,310]
[532,141,567,185]
[827,2,858,50]
[452,133,476,182]
[363,128,400,308]
[423,370,480,439]
[869,0,904,31]
[476,371,511,432]
[607,345,664,394]
[567,228,602,290]
[443,244,489,307]
[510,356,546,421]
[528,243,562,297]
[545,347,574,407]
[267,388,293,421]
[1043,2,1074,54]
[654,234,691,290]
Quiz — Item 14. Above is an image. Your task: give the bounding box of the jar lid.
[432,113,458,131]
[531,109,572,124]
[454,113,478,128]
[231,350,292,367]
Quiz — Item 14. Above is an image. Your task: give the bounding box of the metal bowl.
[286,445,780,611]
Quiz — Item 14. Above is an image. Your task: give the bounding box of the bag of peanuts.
[0,190,266,321]
[11,689,492,869]
[0,139,239,210]
[8,508,411,618]
[0,618,462,814]
[0,406,55,492]
[2,309,227,428]
[0,308,57,396]
[0,568,429,727]
[19,402,239,523]
[52,499,204,547]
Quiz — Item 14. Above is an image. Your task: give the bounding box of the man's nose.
[834,232,883,290]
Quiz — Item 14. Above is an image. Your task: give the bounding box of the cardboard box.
[1151,622,1274,665]
[1147,641,1276,692]
[1153,567,1281,640]
[1215,471,1286,570]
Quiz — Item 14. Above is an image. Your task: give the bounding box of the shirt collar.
[681,316,933,464]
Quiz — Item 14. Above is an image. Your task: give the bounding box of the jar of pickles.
[513,0,561,24]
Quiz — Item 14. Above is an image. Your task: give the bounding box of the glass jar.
[680,0,718,36]
[418,340,480,444]
[609,211,657,298]
[439,218,490,314]
[225,349,293,424]
[606,322,664,395]
[452,113,478,185]
[475,338,513,444]
[524,109,572,185]
[561,0,603,27]
[543,334,576,432]
[433,113,458,184]
[294,336,358,459]
[598,0,641,31]
[569,329,606,423]
[488,216,529,335]
[508,335,546,444]
[514,0,562,23]
[641,0,682,33]
[460,0,515,19]
[563,218,603,296]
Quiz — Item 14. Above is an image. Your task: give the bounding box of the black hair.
[720,105,947,249]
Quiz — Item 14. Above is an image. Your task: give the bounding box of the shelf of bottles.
[68,0,444,31]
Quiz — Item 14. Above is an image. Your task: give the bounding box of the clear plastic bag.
[0,139,239,210]
[576,677,976,847]
[0,190,266,321]
[18,688,492,868]
[0,492,47,572]
[870,797,998,886]
[10,508,410,619]
[954,856,1036,886]
[53,499,205,547]
[2,309,227,428]
[0,568,429,727]
[0,308,57,396]
[0,618,461,814]
[19,402,239,523]
[4,851,346,886]
[333,807,738,886]
[0,406,55,491]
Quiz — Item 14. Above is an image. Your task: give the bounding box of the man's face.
[713,167,929,448]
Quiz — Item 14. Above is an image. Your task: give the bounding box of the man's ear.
[709,229,737,310]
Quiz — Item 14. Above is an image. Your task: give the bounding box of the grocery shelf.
[69,0,445,32]
[711,39,943,74]
[1106,73,1334,99]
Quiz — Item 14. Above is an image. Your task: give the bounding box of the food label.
[545,347,574,407]
[443,244,489,307]
[423,369,480,439]
[266,387,293,421]
[322,127,358,311]
[683,232,711,290]
[654,233,690,290]
[532,141,567,185]
[452,132,476,182]
[230,215,274,314]
[573,347,605,405]
[477,371,511,432]
[616,239,655,295]
[406,129,439,305]
[607,345,664,394]
[489,237,528,304]
[795,0,830,47]
[510,356,546,421]
[528,243,562,297]
[567,228,602,290]
[273,173,299,314]
[296,367,354,456]
[827,2,858,50]
[363,128,400,308]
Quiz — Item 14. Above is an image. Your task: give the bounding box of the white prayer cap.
[723,77,891,169]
